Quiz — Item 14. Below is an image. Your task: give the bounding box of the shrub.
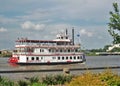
[31,82,47,86]
[0,76,15,86]
[29,76,39,84]
[99,70,120,86]
[66,71,108,86]
[18,80,28,86]
[42,74,73,85]
[42,75,54,85]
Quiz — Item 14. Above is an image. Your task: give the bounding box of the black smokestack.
[72,27,74,45]
[66,29,68,35]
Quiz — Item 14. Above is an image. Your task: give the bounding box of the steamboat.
[9,29,86,65]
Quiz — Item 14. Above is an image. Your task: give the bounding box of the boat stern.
[8,57,18,63]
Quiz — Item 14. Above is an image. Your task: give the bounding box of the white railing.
[15,44,80,48]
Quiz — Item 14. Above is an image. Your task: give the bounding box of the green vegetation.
[108,2,120,44]
[0,53,12,57]
[42,74,73,85]
[84,48,106,56]
[0,70,120,86]
[0,50,12,57]
[0,75,73,86]
[67,70,120,86]
[0,76,15,86]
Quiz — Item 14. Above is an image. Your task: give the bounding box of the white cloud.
[80,29,93,37]
[0,27,7,32]
[21,21,45,30]
[0,15,18,24]
[10,0,120,24]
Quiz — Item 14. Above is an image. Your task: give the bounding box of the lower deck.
[16,54,86,64]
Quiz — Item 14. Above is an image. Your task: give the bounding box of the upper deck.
[15,29,81,49]
[15,39,80,49]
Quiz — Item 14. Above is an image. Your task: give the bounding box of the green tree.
[108,2,120,44]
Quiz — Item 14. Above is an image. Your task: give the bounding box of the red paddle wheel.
[8,57,18,63]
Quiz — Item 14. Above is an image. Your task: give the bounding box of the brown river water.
[0,56,120,81]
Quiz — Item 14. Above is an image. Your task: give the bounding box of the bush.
[31,82,47,86]
[18,80,28,86]
[66,71,108,86]
[0,76,15,86]
[67,70,120,86]
[42,74,73,85]
[29,76,39,84]
[99,70,120,86]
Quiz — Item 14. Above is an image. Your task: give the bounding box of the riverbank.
[0,70,120,86]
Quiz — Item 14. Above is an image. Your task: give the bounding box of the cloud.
[0,27,7,32]
[21,21,45,30]
[80,29,93,37]
[0,15,18,24]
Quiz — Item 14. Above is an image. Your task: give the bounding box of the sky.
[0,0,120,50]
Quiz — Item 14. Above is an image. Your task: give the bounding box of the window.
[60,49,62,52]
[32,57,34,60]
[80,56,82,59]
[36,57,39,60]
[66,57,68,60]
[40,49,44,52]
[18,57,19,60]
[70,56,72,59]
[42,49,44,52]
[68,49,70,52]
[56,49,58,52]
[41,57,43,59]
[75,49,78,52]
[52,49,54,52]
[27,57,28,61]
[62,57,64,60]
[74,56,76,59]
[49,49,51,52]
[58,57,60,60]
[52,57,56,59]
[40,49,42,52]
[77,56,80,59]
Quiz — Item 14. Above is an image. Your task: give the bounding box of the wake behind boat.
[8,29,86,65]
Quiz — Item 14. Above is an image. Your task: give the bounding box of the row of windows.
[39,48,79,53]
[58,56,82,60]
[15,48,79,53]
[49,49,78,53]
[26,56,82,61]
[27,57,43,61]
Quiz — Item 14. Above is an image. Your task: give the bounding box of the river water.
[0,56,120,81]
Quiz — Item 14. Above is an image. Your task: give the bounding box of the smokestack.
[72,27,74,45]
[66,29,68,35]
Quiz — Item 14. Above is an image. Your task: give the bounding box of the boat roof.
[16,39,71,43]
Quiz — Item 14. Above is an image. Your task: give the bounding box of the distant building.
[0,50,12,54]
[107,43,120,51]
